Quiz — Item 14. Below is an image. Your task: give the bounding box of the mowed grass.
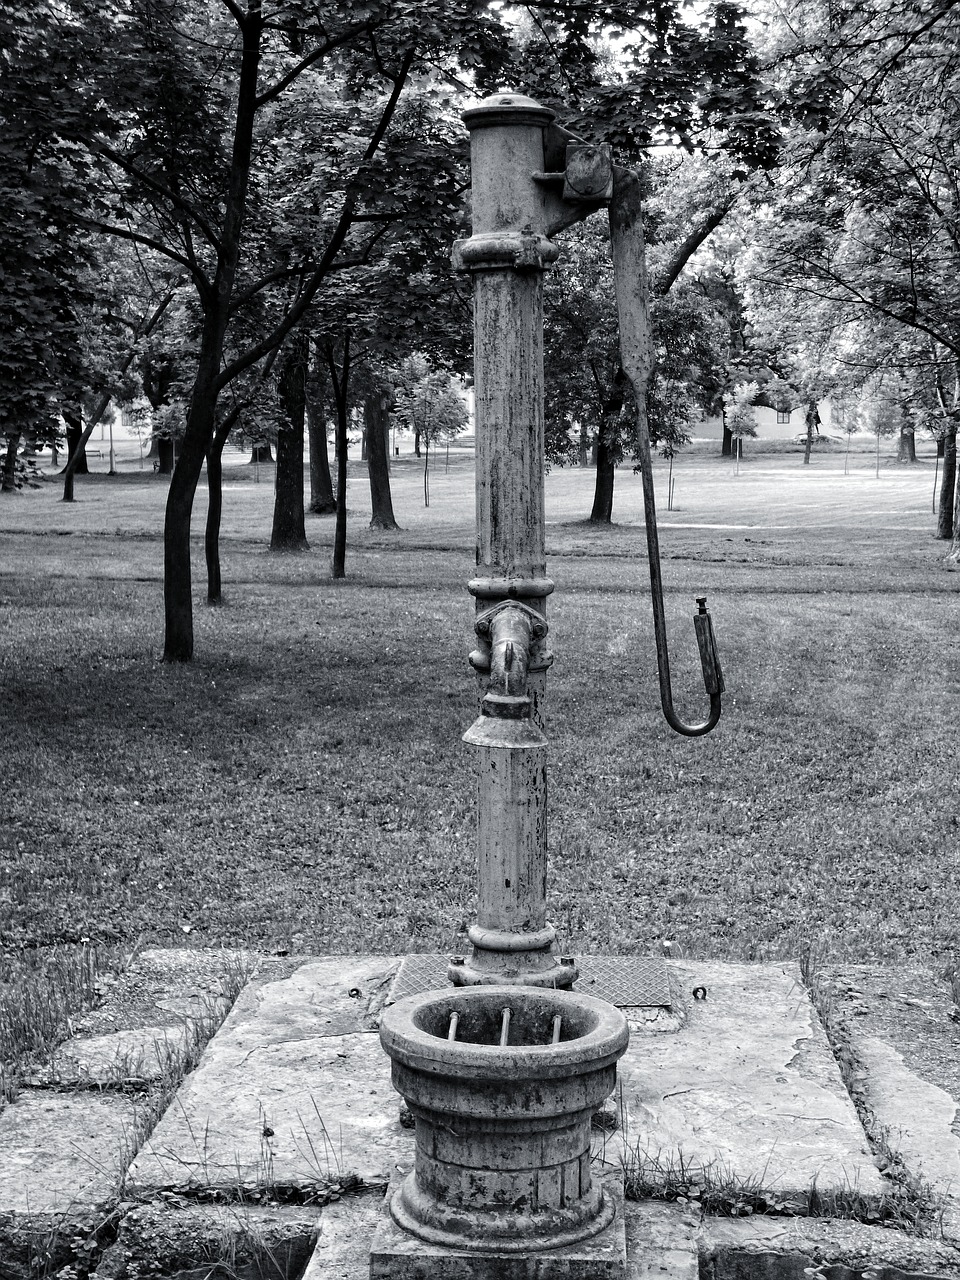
[1,438,958,979]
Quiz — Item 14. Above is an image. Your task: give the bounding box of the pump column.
[450,93,575,990]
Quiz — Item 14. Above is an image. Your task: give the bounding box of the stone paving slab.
[98,1200,324,1280]
[0,1090,138,1214]
[818,965,960,1245]
[597,961,888,1205]
[625,1201,700,1280]
[129,956,884,1210]
[2,950,958,1279]
[27,1024,193,1086]
[857,1034,960,1240]
[127,956,403,1195]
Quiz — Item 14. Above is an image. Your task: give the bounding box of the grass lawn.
[1,436,957,1010]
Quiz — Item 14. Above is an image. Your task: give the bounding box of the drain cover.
[387,953,671,1009]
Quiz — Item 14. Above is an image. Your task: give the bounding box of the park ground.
[1,432,958,1057]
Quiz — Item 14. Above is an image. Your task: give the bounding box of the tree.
[0,1,120,472]
[543,209,727,521]
[394,357,468,507]
[74,1,508,659]
[751,0,960,537]
[364,377,400,530]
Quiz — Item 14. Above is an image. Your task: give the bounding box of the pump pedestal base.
[448,925,579,989]
[369,1169,626,1279]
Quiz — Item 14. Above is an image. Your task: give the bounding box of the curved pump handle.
[609,166,724,737]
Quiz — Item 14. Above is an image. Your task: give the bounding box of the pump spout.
[609,164,724,738]
[463,602,548,749]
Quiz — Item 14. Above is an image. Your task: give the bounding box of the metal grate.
[387,952,671,1009]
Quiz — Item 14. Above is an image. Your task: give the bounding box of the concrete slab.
[302,1192,387,1280]
[625,1201,700,1280]
[597,961,887,1206]
[130,957,884,1207]
[127,956,406,1196]
[72,947,258,1036]
[0,1090,137,1213]
[857,1036,960,1202]
[700,1214,960,1279]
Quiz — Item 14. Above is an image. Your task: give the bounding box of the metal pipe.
[551,1014,562,1044]
[448,1011,459,1042]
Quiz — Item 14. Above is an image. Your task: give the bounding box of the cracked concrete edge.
[4,1193,960,1280]
[839,1033,960,1242]
[91,1201,324,1280]
[700,1214,960,1280]
[301,1198,960,1280]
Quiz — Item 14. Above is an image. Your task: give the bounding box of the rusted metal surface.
[389,954,672,1010]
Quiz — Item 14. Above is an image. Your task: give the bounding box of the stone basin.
[379,985,629,1253]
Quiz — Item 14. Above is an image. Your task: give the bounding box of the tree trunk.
[63,408,89,476]
[937,427,956,540]
[326,339,351,579]
[271,336,309,552]
[578,422,589,467]
[590,435,616,523]
[307,395,336,514]
[332,398,348,578]
[365,384,399,530]
[1,433,21,493]
[937,435,946,458]
[951,461,960,561]
[898,422,917,462]
[157,437,175,475]
[414,426,422,458]
[803,401,818,466]
[721,423,733,458]
[205,410,239,604]
[163,344,221,662]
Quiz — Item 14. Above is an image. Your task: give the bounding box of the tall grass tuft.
[0,942,129,1103]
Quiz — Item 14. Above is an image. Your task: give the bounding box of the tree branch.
[215,48,416,391]
[220,0,247,25]
[76,218,212,297]
[61,288,179,483]
[91,140,223,251]
[653,188,740,296]
[255,22,377,108]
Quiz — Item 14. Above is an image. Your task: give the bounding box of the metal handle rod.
[636,408,723,736]
[448,1011,459,1042]
[609,165,723,738]
[551,1015,562,1044]
[500,1007,511,1046]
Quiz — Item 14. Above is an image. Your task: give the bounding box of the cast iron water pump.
[444,92,724,992]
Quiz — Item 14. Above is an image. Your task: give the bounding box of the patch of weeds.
[617,1144,933,1232]
[2,1204,126,1280]
[0,942,133,1105]
[145,1092,382,1209]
